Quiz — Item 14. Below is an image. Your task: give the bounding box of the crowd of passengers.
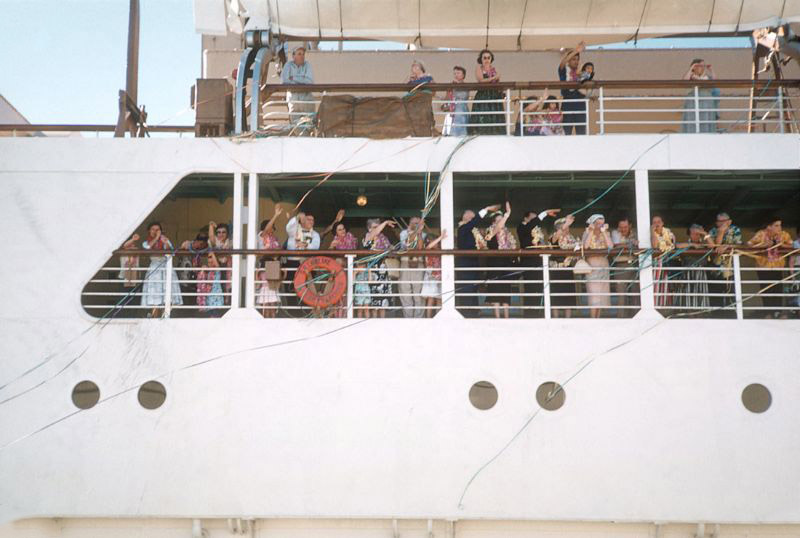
[118,206,799,320]
[281,42,721,135]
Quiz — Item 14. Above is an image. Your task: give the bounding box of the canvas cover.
[196,0,800,50]
[317,93,436,138]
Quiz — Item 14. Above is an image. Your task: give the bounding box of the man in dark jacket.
[456,204,500,317]
[517,208,561,317]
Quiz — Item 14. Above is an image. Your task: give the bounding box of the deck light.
[356,194,368,206]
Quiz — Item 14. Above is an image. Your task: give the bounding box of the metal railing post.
[733,254,744,320]
[164,255,173,318]
[693,86,701,133]
[598,86,605,135]
[346,254,355,319]
[245,172,259,309]
[777,86,785,134]
[542,254,551,320]
[505,89,512,135]
[230,172,243,309]
[584,98,590,135]
[519,99,524,137]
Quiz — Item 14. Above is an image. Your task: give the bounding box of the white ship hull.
[1,135,799,536]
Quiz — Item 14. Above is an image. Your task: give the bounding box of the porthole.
[469,381,498,410]
[742,383,771,414]
[71,380,100,410]
[138,381,167,410]
[536,381,565,411]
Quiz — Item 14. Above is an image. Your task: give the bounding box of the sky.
[0,0,200,126]
[0,0,749,128]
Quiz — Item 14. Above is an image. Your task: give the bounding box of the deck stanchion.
[542,254,551,320]
[164,255,173,318]
[505,89,512,135]
[693,86,701,133]
[598,87,605,134]
[733,254,744,320]
[346,254,355,319]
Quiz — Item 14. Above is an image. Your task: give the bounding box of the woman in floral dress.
[197,251,225,317]
[255,207,285,317]
[549,215,579,318]
[484,202,517,318]
[329,222,358,317]
[651,215,677,308]
[468,49,505,135]
[363,218,396,318]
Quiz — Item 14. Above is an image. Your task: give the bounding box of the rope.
[484,0,491,49]
[516,0,530,51]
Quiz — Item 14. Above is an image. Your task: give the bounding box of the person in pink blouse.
[329,221,358,317]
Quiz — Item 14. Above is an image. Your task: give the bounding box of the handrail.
[270,79,800,93]
[112,247,790,257]
[0,124,195,133]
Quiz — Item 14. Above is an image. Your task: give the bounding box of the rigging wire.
[455,266,800,509]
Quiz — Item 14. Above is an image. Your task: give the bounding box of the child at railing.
[421,230,447,318]
[520,89,565,136]
[255,261,283,318]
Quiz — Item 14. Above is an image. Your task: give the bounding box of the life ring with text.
[293,256,347,309]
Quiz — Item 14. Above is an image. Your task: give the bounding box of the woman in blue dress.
[126,222,183,318]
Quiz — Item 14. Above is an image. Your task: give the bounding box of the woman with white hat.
[582,214,613,318]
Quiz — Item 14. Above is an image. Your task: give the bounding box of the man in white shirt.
[284,212,320,313]
[281,45,315,129]
[286,212,321,252]
[610,217,639,318]
[398,217,427,318]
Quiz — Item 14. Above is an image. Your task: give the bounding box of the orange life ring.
[293,256,347,309]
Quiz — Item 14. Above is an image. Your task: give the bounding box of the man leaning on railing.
[281,45,315,130]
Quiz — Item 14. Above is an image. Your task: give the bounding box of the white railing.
[597,89,790,134]
[454,261,640,319]
[251,258,443,319]
[82,256,233,318]
[254,81,798,137]
[88,251,799,320]
[652,259,798,319]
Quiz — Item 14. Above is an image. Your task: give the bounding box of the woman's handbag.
[573,244,592,275]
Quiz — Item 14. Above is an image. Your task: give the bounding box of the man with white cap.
[281,44,315,129]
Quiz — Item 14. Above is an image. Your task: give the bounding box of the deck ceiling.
[173,171,798,229]
[195,0,800,49]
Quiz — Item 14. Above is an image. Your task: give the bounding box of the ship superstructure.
[1,2,800,537]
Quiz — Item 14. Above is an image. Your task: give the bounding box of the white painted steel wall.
[0,136,799,527]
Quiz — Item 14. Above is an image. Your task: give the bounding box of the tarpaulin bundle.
[317,92,436,138]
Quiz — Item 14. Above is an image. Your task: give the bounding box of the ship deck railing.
[81,248,800,320]
[3,80,797,138]
[252,79,800,137]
